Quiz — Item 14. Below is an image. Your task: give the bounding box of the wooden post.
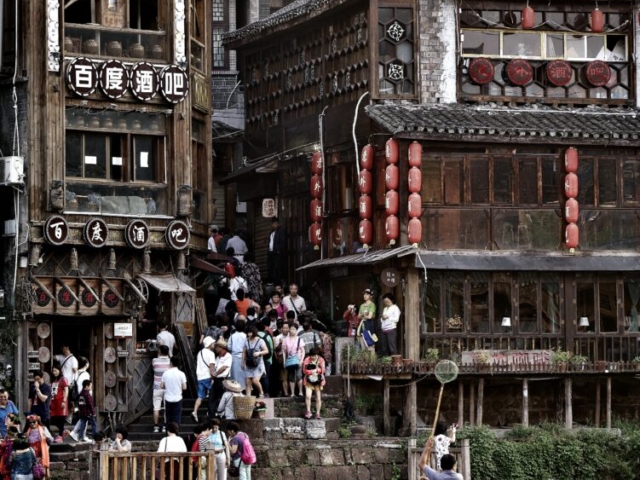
[458,381,464,426]
[461,439,471,480]
[595,380,601,427]
[469,380,475,426]
[564,377,573,429]
[408,438,417,478]
[477,378,484,426]
[405,269,421,361]
[522,378,529,427]
[383,379,391,435]
[606,376,612,429]
[403,381,417,436]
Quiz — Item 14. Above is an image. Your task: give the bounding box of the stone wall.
[49,444,93,480]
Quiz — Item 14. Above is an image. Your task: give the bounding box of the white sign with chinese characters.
[113,323,133,337]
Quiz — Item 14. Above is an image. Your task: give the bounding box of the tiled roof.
[366,104,640,144]
[222,0,347,46]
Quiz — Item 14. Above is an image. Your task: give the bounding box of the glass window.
[598,159,617,206]
[65,132,83,178]
[494,157,512,204]
[133,136,156,182]
[444,159,463,205]
[577,282,595,333]
[579,209,639,251]
[518,274,538,333]
[84,133,107,179]
[546,34,564,58]
[422,158,442,203]
[462,31,500,56]
[444,274,464,333]
[623,159,640,205]
[493,281,511,332]
[503,33,541,57]
[623,277,640,333]
[599,281,618,332]
[424,209,488,250]
[566,36,587,59]
[470,275,489,333]
[470,157,489,203]
[541,158,559,205]
[518,158,538,204]
[541,278,560,334]
[577,158,594,206]
[423,275,441,334]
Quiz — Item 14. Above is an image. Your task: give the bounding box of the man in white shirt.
[156,322,176,357]
[55,345,78,423]
[152,345,171,433]
[208,338,233,418]
[161,357,187,428]
[226,231,248,264]
[207,227,218,252]
[380,293,401,356]
[191,337,216,422]
[282,283,307,320]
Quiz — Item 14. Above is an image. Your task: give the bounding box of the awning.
[218,156,278,185]
[137,273,196,293]
[297,245,418,271]
[191,257,230,277]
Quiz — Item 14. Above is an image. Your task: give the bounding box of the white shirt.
[75,370,91,394]
[217,391,243,419]
[282,295,307,318]
[381,304,401,331]
[269,231,275,252]
[55,354,78,386]
[229,332,247,356]
[196,348,216,381]
[161,367,187,402]
[226,236,248,256]
[208,237,217,252]
[157,330,176,357]
[229,277,248,301]
[158,435,187,456]
[213,352,232,378]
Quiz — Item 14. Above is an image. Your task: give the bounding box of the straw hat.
[214,338,228,350]
[222,379,243,393]
[203,336,215,348]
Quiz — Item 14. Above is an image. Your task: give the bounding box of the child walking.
[70,380,98,443]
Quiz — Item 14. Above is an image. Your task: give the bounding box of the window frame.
[211,0,229,70]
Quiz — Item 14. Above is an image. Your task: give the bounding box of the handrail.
[99,451,215,480]
[408,438,471,480]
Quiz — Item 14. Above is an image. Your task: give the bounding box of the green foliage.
[458,425,640,480]
[354,393,382,415]
[338,425,352,438]
[390,463,401,480]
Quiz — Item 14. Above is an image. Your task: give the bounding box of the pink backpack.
[238,432,256,465]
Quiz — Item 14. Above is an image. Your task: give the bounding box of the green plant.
[552,348,572,364]
[354,393,382,415]
[631,356,640,364]
[423,348,440,364]
[380,356,393,364]
[390,463,401,480]
[338,425,352,438]
[570,354,588,365]
[473,350,491,364]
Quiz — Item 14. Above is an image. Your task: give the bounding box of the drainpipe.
[319,106,328,259]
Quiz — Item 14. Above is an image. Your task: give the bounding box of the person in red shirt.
[49,364,69,442]
[342,304,359,337]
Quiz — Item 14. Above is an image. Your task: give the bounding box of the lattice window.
[378,6,415,97]
[212,28,226,68]
[212,0,229,69]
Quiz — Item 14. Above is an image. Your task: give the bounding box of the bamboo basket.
[233,396,256,420]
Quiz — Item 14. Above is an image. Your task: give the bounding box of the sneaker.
[161,425,166,433]
[304,411,311,419]
[258,393,265,399]
[61,430,70,440]
[70,431,79,442]
[153,426,160,433]
[82,437,94,444]
[54,435,63,444]
[191,412,198,422]
[316,413,321,420]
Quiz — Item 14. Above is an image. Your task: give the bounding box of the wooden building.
[223,0,640,433]
[0,0,218,420]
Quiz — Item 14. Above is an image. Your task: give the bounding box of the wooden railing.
[573,335,640,363]
[422,335,563,354]
[99,451,215,480]
[407,438,471,480]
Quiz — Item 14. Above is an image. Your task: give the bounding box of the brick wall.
[417,0,457,104]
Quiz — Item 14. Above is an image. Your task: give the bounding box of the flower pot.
[597,361,607,372]
[402,359,413,371]
[391,355,402,367]
[350,425,366,435]
[556,363,567,373]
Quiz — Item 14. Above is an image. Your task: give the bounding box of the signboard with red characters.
[585,60,611,87]
[506,59,533,86]
[546,60,573,87]
[81,288,98,308]
[469,58,495,85]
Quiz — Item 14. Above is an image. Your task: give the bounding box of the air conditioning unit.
[0,156,24,185]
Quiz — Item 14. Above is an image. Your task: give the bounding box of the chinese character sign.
[130,62,159,101]
[83,218,109,248]
[99,60,130,99]
[66,57,98,97]
[160,65,189,103]
[126,219,151,249]
[166,220,190,250]
[44,216,69,246]
[262,199,277,218]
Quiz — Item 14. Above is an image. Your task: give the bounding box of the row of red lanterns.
[522,6,604,33]
[565,147,579,249]
[384,139,400,246]
[308,151,323,250]
[358,145,374,248]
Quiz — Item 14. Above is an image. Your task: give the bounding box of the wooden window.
[518,157,538,205]
[422,157,442,203]
[493,157,513,204]
[129,0,160,30]
[469,157,489,204]
[469,274,489,333]
[212,0,228,69]
[423,275,441,334]
[443,158,463,205]
[190,0,207,73]
[377,5,415,97]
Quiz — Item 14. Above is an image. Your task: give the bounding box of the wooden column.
[522,378,529,427]
[458,381,464,426]
[403,382,417,436]
[469,381,475,426]
[595,380,601,427]
[606,377,612,429]
[476,378,484,426]
[564,378,573,429]
[404,269,421,361]
[383,379,391,435]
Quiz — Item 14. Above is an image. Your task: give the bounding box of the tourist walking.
[282,283,306,320]
[157,322,176,357]
[208,419,230,480]
[241,253,262,302]
[49,364,69,442]
[27,372,51,430]
[228,318,248,383]
[209,338,232,419]
[71,380,98,442]
[302,347,326,419]
[8,435,37,480]
[161,358,187,428]
[0,389,18,438]
[23,415,52,476]
[192,337,216,423]
[242,326,268,398]
[282,323,305,397]
[152,345,171,433]
[227,422,256,480]
[157,422,187,479]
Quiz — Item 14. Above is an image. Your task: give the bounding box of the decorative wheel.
[104,347,117,364]
[104,394,117,411]
[38,347,51,363]
[105,370,117,388]
[123,278,148,314]
[37,323,51,339]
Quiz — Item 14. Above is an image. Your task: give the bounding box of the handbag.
[284,338,301,368]
[32,452,45,480]
[228,458,240,477]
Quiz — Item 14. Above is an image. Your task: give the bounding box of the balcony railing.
[99,451,215,480]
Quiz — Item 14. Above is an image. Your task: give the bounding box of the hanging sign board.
[113,323,133,337]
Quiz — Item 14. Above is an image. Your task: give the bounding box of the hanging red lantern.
[310,174,323,199]
[566,223,579,249]
[408,193,422,218]
[408,218,422,245]
[522,5,535,29]
[565,147,579,173]
[358,170,372,195]
[311,151,323,175]
[408,167,422,194]
[310,198,322,222]
[565,173,578,198]
[408,142,422,168]
[358,219,372,247]
[385,190,399,215]
[591,8,605,33]
[385,215,399,245]
[385,138,399,165]
[359,194,372,220]
[565,198,579,224]
[309,222,322,248]
[361,145,374,171]
[385,164,399,190]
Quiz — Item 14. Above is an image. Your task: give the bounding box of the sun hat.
[222,379,243,393]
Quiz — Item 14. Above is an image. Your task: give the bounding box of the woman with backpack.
[242,326,268,397]
[227,422,256,480]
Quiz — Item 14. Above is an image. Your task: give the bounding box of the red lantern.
[522,6,535,29]
[591,8,605,33]
[310,198,322,222]
[565,173,578,198]
[311,151,323,175]
[408,193,422,218]
[408,167,422,194]
[565,198,579,224]
[358,170,372,195]
[385,215,399,245]
[385,190,399,216]
[408,218,422,245]
[309,222,322,248]
[566,223,579,249]
[408,141,422,168]
[359,194,372,220]
[565,147,578,173]
[310,174,323,199]
[385,165,399,190]
[385,138,399,165]
[358,219,372,246]
[361,145,374,171]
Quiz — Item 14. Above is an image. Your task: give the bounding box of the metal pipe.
[319,106,328,260]
[352,91,369,176]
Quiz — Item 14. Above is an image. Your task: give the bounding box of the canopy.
[137,273,195,293]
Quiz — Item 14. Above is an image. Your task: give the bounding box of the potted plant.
[473,350,492,371]
[552,348,572,372]
[632,356,640,371]
[424,348,440,365]
[253,401,267,419]
[570,354,588,371]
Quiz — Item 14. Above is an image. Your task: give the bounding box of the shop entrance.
[52,321,93,367]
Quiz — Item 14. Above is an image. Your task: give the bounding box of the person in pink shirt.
[271,292,288,319]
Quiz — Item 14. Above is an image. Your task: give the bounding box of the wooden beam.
[606,377,612,429]
[100,276,125,302]
[564,378,573,429]
[458,381,464,426]
[595,380,601,428]
[77,277,101,304]
[53,277,80,303]
[476,378,484,426]
[28,275,55,301]
[469,381,475,427]
[522,378,529,427]
[404,269,420,360]
[123,277,146,302]
[383,379,391,436]
[403,382,417,436]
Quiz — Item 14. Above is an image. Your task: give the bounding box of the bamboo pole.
[477,378,484,426]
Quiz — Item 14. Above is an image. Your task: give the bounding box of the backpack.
[258,332,273,361]
[238,432,256,465]
[69,377,79,403]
